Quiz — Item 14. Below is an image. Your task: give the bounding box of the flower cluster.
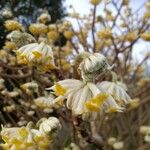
[0,117,61,150]
[0,0,149,149]
[16,42,55,72]
[47,52,132,120]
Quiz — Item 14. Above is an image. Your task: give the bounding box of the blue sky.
[64,0,147,15]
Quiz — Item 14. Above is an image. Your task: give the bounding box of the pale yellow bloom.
[29,23,47,35]
[20,82,38,94]
[5,20,22,31]
[4,41,16,50]
[143,12,150,19]
[34,96,54,108]
[124,32,138,42]
[122,0,129,5]
[97,28,112,39]
[90,0,101,5]
[129,98,140,109]
[141,32,150,41]
[47,31,59,42]
[137,77,150,86]
[145,2,150,9]
[1,89,20,98]
[62,63,72,71]
[64,30,74,39]
[37,12,51,24]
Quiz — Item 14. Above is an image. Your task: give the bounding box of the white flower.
[37,12,51,24]
[1,126,35,149]
[78,53,109,81]
[31,129,43,141]
[34,96,54,108]
[140,126,150,135]
[7,30,36,47]
[16,42,55,71]
[108,137,117,145]
[113,141,124,150]
[144,134,150,143]
[1,126,21,143]
[20,82,38,93]
[97,81,131,105]
[1,117,61,150]
[1,8,13,18]
[47,79,123,115]
[39,117,61,135]
[27,111,35,116]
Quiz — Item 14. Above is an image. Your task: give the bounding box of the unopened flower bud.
[39,117,61,136]
[78,52,109,82]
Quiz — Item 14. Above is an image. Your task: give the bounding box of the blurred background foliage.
[0,0,65,48]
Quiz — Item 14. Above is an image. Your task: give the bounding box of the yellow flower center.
[34,136,43,142]
[2,135,9,143]
[129,98,140,109]
[19,127,28,138]
[24,141,34,147]
[54,83,67,96]
[18,54,28,64]
[11,137,22,145]
[107,107,118,113]
[85,93,109,112]
[32,51,42,59]
[38,64,56,72]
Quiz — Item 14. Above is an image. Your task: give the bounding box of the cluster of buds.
[0,117,61,150]
[1,88,21,98]
[4,20,22,31]
[29,23,48,36]
[20,82,39,95]
[34,96,56,113]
